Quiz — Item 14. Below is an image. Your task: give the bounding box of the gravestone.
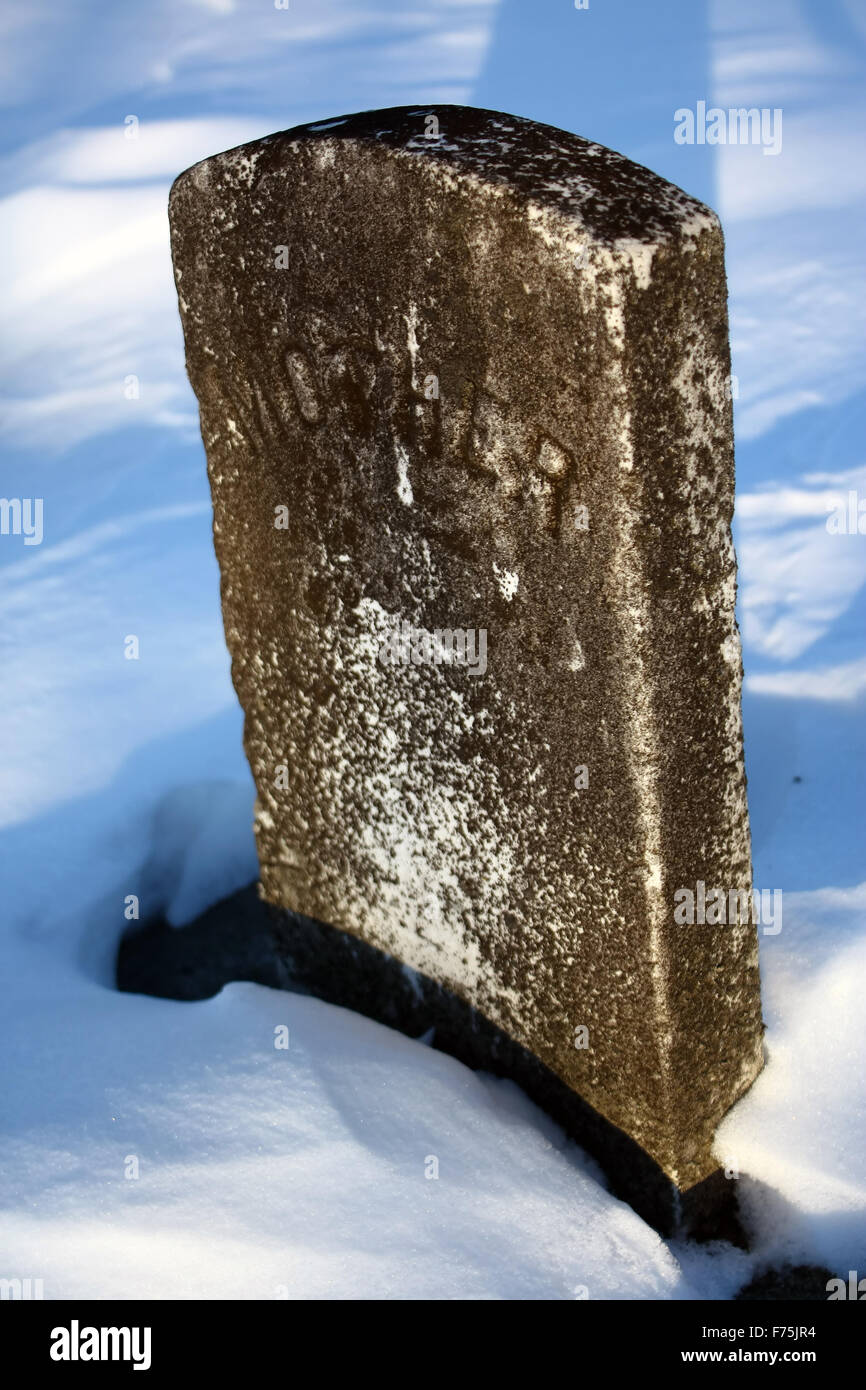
[169,105,764,1236]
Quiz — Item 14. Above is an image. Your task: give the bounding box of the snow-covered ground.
[1,0,863,1297]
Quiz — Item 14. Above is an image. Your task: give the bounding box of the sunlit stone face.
[170,104,763,1215]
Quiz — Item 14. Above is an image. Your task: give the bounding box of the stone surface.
[169,105,764,1224]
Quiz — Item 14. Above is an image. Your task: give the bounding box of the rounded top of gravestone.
[170,104,718,251]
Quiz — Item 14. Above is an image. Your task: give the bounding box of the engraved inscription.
[286,348,321,424]
[212,321,577,548]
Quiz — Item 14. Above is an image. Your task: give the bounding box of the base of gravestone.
[117,881,747,1245]
[267,901,748,1245]
[117,883,294,1003]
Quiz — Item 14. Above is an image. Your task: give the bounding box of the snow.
[717,886,866,1278]
[1,0,863,1298]
[1,962,743,1300]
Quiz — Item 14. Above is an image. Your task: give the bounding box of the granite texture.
[169,105,764,1215]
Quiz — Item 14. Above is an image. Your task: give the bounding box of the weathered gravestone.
[169,105,764,1237]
